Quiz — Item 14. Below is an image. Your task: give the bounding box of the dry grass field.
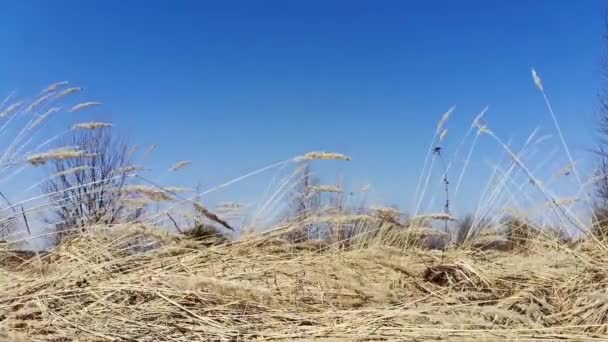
[2,218,608,341]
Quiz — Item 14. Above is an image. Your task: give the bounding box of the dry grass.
[1,224,607,341]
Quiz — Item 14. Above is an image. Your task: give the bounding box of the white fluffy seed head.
[26,147,86,166]
[71,122,111,130]
[56,87,82,99]
[69,101,102,112]
[307,185,342,193]
[0,101,23,118]
[71,122,113,130]
[294,151,351,162]
[41,81,68,94]
[436,106,455,134]
[122,185,174,202]
[531,68,543,91]
[170,160,192,172]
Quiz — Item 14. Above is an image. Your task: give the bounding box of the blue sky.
[0,1,605,213]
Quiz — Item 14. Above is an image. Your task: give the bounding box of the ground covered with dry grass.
[2,225,608,341]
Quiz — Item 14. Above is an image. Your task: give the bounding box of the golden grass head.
[56,87,82,99]
[412,213,458,222]
[26,147,86,166]
[162,186,192,193]
[121,197,152,208]
[41,81,68,94]
[122,185,174,202]
[53,165,91,178]
[294,151,351,162]
[69,101,102,112]
[111,165,145,175]
[71,122,113,130]
[306,185,342,193]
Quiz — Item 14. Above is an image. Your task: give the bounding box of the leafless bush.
[42,128,138,245]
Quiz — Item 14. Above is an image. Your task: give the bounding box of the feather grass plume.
[294,151,351,162]
[306,185,342,193]
[111,165,145,175]
[69,101,102,112]
[0,101,23,118]
[436,106,455,134]
[122,185,174,202]
[41,81,68,94]
[71,122,113,130]
[56,87,82,99]
[53,166,91,178]
[170,160,192,172]
[531,68,543,91]
[26,147,86,166]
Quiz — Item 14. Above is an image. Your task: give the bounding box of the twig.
[166,212,183,234]
[21,204,31,236]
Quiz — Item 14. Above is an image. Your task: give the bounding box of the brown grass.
[1,223,606,341]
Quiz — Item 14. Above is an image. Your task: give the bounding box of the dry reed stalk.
[26,93,55,113]
[28,107,61,130]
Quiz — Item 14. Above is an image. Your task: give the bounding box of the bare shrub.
[42,128,138,245]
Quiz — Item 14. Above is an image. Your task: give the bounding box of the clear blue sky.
[0,1,605,213]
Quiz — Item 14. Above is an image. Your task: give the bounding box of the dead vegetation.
[0,223,606,341]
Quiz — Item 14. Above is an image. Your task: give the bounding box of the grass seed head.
[307,185,342,193]
[294,151,351,162]
[122,185,174,202]
[69,101,102,112]
[41,81,68,94]
[169,160,192,172]
[56,87,82,99]
[531,68,543,91]
[71,122,113,130]
[26,147,86,166]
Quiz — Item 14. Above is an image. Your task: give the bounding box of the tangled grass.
[1,221,608,341]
